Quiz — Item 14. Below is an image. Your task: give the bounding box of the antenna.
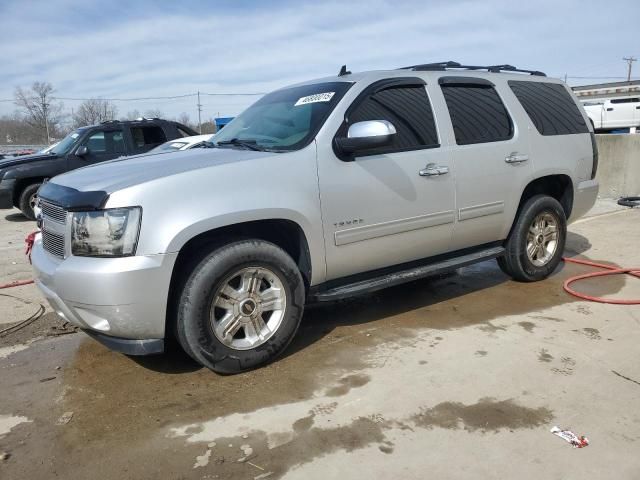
[338,65,351,76]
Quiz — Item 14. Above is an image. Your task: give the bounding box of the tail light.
[589,132,598,179]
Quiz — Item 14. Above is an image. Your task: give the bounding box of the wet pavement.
[1,204,639,479]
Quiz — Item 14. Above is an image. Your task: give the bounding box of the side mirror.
[75,145,88,157]
[335,120,396,155]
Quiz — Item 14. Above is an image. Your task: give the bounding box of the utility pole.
[623,56,637,81]
[564,73,568,83]
[43,101,50,145]
[197,91,202,134]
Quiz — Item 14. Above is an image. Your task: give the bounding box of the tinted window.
[441,84,513,145]
[131,125,167,151]
[347,86,438,153]
[610,97,640,104]
[509,81,589,136]
[84,130,125,154]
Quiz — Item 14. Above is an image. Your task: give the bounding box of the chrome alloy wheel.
[526,212,559,267]
[210,266,287,350]
[29,193,38,211]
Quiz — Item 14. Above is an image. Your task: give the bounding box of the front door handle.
[505,152,529,164]
[419,163,449,177]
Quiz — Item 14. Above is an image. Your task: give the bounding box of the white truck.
[582,96,640,132]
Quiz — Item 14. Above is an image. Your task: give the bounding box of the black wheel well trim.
[165,218,313,339]
[514,174,574,226]
[13,176,47,206]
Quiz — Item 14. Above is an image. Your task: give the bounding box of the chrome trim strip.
[334,210,455,246]
[458,201,504,221]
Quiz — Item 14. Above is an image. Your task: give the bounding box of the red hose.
[563,257,640,305]
[0,279,34,289]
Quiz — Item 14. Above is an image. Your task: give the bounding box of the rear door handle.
[419,163,449,177]
[606,108,614,111]
[505,152,529,164]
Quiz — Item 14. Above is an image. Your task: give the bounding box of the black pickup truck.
[0,118,197,219]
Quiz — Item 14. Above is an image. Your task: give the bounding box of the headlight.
[71,207,142,257]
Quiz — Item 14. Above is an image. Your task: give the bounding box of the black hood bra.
[38,182,109,211]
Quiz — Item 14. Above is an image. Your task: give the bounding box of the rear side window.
[347,86,439,153]
[131,125,167,152]
[509,81,589,136]
[441,84,513,145]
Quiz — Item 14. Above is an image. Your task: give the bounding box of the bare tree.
[123,109,141,121]
[144,109,163,119]
[177,112,193,128]
[14,81,63,144]
[72,98,118,128]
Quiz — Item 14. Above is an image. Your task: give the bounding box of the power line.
[0,91,265,103]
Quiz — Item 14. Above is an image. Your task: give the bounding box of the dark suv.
[0,118,197,219]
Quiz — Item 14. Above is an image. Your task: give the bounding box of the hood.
[0,152,61,170]
[49,148,277,194]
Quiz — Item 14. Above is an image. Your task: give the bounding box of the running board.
[308,246,505,303]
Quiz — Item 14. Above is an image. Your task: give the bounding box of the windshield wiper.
[216,138,265,151]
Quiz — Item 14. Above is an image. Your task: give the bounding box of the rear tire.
[498,195,567,282]
[175,239,305,374]
[18,183,41,220]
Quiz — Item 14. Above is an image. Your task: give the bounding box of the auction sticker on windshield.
[294,92,335,106]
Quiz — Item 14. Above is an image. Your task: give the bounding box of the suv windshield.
[49,130,84,155]
[214,81,353,151]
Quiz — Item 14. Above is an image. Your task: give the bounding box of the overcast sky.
[1,0,638,123]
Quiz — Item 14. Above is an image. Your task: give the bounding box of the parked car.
[149,134,215,153]
[0,118,197,219]
[582,96,640,131]
[32,61,598,374]
[40,142,60,154]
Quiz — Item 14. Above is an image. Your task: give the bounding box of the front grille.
[40,200,68,258]
[40,201,67,224]
[42,231,65,258]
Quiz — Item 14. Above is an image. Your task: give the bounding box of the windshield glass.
[214,81,353,151]
[49,130,83,155]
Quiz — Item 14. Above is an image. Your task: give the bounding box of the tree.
[123,109,141,121]
[14,81,63,144]
[72,98,118,128]
[144,109,163,119]
[177,112,193,128]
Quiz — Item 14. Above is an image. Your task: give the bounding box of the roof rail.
[399,61,546,77]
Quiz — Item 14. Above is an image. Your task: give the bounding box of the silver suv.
[32,62,599,373]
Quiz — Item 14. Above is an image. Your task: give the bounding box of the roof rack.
[399,61,546,77]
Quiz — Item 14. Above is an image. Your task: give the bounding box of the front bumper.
[0,178,15,209]
[31,235,178,352]
[569,179,599,223]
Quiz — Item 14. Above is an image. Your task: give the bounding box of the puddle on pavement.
[410,398,553,432]
[166,396,552,480]
[58,248,625,443]
[47,241,625,480]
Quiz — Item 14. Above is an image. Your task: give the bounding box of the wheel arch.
[165,218,314,342]
[12,176,47,207]
[517,174,574,219]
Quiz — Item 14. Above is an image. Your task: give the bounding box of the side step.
[308,246,505,303]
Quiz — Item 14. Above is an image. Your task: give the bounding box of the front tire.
[498,195,567,282]
[176,240,305,374]
[18,183,41,220]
